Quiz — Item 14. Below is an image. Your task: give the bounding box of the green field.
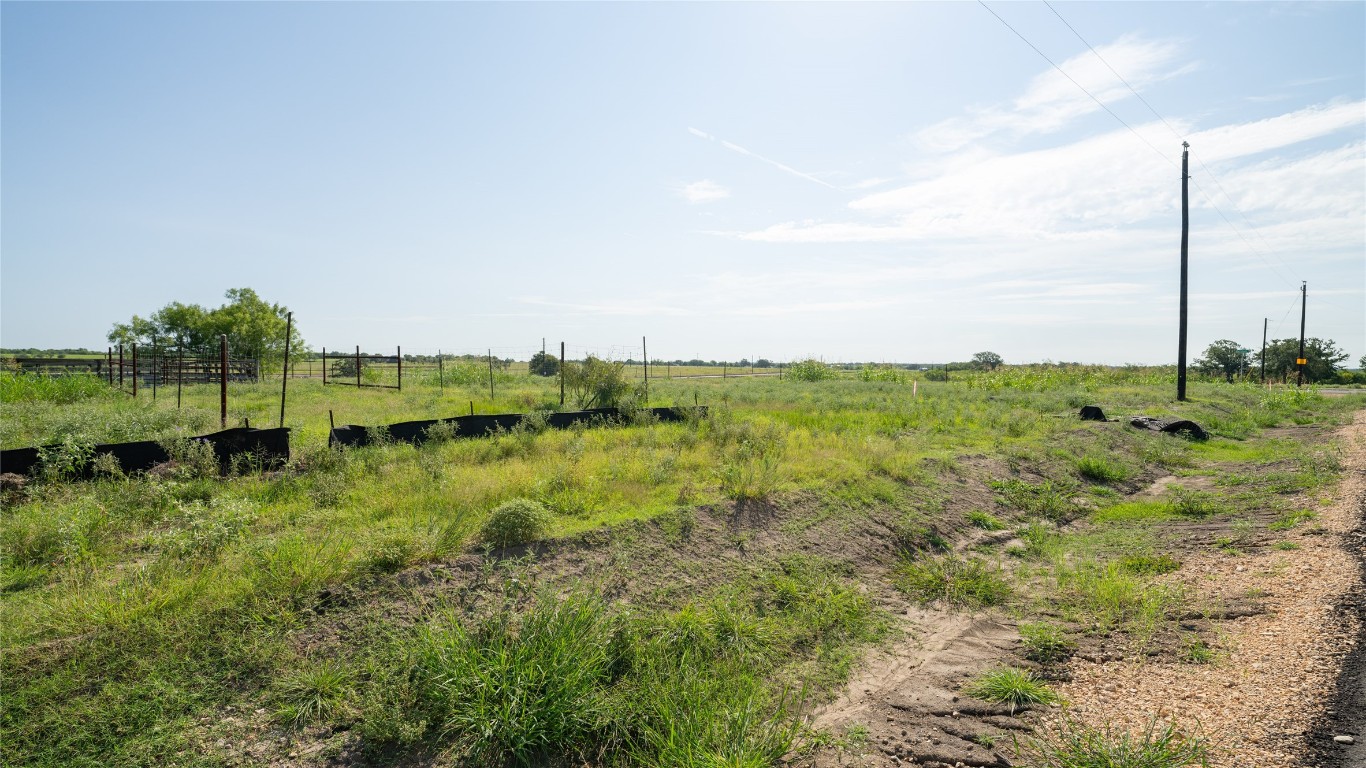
[2,366,1361,767]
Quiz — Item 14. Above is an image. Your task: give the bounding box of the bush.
[528,351,560,377]
[480,498,552,548]
[786,358,837,382]
[564,356,634,409]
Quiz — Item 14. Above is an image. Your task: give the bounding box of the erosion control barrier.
[329,406,707,448]
[0,427,291,479]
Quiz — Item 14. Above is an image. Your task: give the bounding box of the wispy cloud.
[679,179,730,204]
[915,35,1194,152]
[688,127,839,189]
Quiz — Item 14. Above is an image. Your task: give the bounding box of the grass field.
[2,366,1361,767]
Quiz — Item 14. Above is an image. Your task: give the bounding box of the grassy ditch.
[1,370,1361,765]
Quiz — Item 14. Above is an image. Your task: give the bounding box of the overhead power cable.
[1037,0,1300,287]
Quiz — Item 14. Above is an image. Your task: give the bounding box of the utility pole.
[1260,318,1267,383]
[1177,141,1190,402]
[1296,282,1307,387]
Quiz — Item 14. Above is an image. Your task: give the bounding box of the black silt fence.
[0,427,291,479]
[329,406,706,448]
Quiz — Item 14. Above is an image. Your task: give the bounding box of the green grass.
[894,555,1012,609]
[967,510,1006,530]
[0,369,1359,765]
[962,667,1059,712]
[1019,621,1075,664]
[1023,717,1209,768]
[1268,509,1317,531]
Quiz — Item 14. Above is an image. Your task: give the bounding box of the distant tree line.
[1194,337,1359,383]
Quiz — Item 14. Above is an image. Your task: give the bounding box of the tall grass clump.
[963,667,1059,712]
[0,372,113,404]
[1022,717,1208,768]
[1076,455,1133,484]
[415,592,617,765]
[894,555,1011,609]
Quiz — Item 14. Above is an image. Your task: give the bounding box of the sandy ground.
[1053,410,1366,767]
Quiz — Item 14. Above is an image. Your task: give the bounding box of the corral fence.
[96,343,259,398]
[319,346,403,390]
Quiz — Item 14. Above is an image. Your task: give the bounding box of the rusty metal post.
[487,349,495,401]
[151,340,157,401]
[559,341,565,407]
[131,344,138,397]
[322,347,327,385]
[280,312,292,428]
[220,335,228,428]
[118,344,124,387]
[107,347,113,385]
[397,346,402,392]
[355,345,361,388]
[177,340,184,409]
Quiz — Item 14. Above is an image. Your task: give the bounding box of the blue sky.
[2,1,1362,365]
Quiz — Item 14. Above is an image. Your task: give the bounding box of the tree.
[107,288,306,366]
[971,351,1003,371]
[1256,337,1349,383]
[1193,339,1250,382]
[1359,354,1366,371]
[528,351,560,377]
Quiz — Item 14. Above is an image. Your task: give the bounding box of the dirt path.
[1053,410,1366,767]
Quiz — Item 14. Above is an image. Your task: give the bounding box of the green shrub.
[963,667,1059,713]
[480,498,553,548]
[786,358,837,382]
[894,556,1011,609]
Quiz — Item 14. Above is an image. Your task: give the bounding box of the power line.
[977,0,1176,169]
[1038,0,1300,287]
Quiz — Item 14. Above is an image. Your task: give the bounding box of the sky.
[2,1,1363,365]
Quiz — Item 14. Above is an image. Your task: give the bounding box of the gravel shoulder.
[1052,409,1366,767]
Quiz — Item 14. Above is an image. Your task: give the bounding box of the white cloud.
[679,180,730,204]
[915,36,1193,152]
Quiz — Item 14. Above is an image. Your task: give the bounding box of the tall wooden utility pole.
[1296,282,1307,387]
[1260,318,1268,383]
[1176,141,1190,402]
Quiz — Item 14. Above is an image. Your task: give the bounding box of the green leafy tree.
[528,351,560,377]
[563,356,634,409]
[971,351,1003,371]
[1359,354,1365,371]
[1193,339,1250,382]
[1256,337,1349,383]
[107,288,306,367]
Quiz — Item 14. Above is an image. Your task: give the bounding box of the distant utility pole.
[1176,141,1190,402]
[1296,282,1307,387]
[1260,317,1268,383]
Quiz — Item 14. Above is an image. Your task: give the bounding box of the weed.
[480,498,553,548]
[1076,455,1133,484]
[1118,554,1181,576]
[1274,540,1301,551]
[1168,487,1224,519]
[991,479,1076,521]
[1021,717,1208,768]
[1269,509,1317,531]
[1180,635,1215,664]
[274,659,354,727]
[894,555,1011,609]
[963,667,1059,713]
[415,591,617,765]
[1019,622,1075,664]
[967,510,1006,530]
